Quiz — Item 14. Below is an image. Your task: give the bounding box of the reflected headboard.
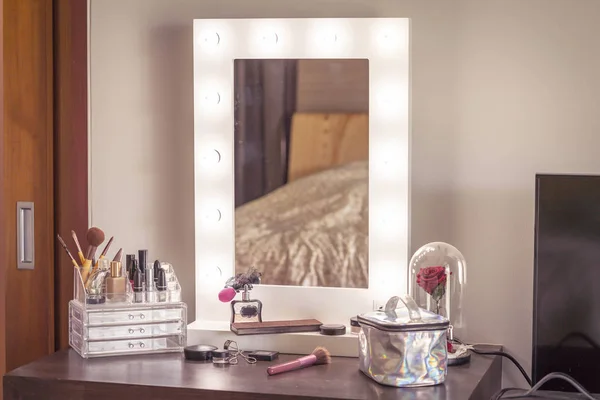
[287,112,369,182]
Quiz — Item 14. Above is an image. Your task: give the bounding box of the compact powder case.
[320,324,347,336]
[248,350,279,361]
[184,344,218,361]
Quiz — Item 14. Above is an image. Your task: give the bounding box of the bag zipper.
[357,316,449,333]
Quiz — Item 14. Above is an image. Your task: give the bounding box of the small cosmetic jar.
[211,349,230,366]
[184,344,218,362]
[350,317,360,334]
[320,324,346,336]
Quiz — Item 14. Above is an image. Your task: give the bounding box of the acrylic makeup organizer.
[69,263,187,358]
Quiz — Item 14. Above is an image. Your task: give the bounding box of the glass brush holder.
[69,260,187,358]
[408,241,468,365]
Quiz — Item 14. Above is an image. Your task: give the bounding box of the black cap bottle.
[153,260,161,283]
[129,259,138,282]
[133,268,144,303]
[157,269,167,302]
[126,254,136,278]
[138,250,148,276]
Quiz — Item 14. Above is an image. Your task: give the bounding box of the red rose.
[416,266,447,295]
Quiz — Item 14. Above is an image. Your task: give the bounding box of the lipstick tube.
[133,268,144,303]
[157,269,167,302]
[145,266,156,303]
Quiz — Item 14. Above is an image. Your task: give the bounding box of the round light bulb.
[199,32,220,48]
[261,32,279,45]
[203,92,221,105]
[202,208,222,223]
[201,149,221,165]
[322,33,338,46]
[373,26,405,54]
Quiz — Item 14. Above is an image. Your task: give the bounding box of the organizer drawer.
[80,307,185,325]
[70,329,185,358]
[70,319,184,340]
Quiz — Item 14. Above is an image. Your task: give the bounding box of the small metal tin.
[350,316,360,334]
[211,349,230,366]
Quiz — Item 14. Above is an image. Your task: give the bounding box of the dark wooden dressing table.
[4,347,502,400]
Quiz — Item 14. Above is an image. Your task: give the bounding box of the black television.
[533,174,600,393]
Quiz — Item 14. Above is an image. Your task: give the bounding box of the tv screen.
[533,174,600,393]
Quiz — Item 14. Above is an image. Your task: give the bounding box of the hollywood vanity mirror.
[189,18,410,355]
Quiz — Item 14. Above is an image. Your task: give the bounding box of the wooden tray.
[231,319,322,335]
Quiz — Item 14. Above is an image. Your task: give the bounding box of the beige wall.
[90,0,600,386]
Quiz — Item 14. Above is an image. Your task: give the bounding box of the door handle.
[17,201,34,270]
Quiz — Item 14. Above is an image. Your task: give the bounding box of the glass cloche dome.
[408,242,467,339]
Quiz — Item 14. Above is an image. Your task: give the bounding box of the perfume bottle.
[230,285,262,324]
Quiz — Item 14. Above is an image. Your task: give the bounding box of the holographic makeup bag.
[358,295,449,387]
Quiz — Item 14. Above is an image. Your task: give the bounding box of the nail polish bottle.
[230,285,263,324]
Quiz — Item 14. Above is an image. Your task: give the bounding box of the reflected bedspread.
[235,161,368,288]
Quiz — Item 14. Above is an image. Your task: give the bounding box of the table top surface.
[4,347,502,400]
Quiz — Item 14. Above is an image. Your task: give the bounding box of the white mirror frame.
[191,18,410,353]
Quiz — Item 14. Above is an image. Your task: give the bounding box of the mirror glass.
[234,59,369,288]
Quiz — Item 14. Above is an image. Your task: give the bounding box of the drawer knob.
[139,328,145,334]
[129,329,134,334]
[128,314,134,320]
[128,343,134,348]
[139,342,145,348]
[139,314,145,319]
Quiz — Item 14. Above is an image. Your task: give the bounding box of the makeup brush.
[71,230,86,265]
[57,234,79,268]
[81,227,105,283]
[94,236,114,269]
[85,227,105,261]
[112,248,123,263]
[267,347,331,376]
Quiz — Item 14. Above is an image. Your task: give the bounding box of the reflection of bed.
[235,112,369,288]
[236,161,368,288]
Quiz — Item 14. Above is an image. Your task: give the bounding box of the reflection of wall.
[90,0,600,387]
[296,59,369,113]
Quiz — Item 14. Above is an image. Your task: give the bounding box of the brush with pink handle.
[267,347,331,376]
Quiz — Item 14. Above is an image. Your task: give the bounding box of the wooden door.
[0,0,55,396]
[53,0,88,352]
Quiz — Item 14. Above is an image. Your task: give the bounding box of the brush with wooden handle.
[94,236,114,269]
[112,248,123,263]
[81,227,105,283]
[267,347,331,376]
[71,230,86,265]
[57,234,79,268]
